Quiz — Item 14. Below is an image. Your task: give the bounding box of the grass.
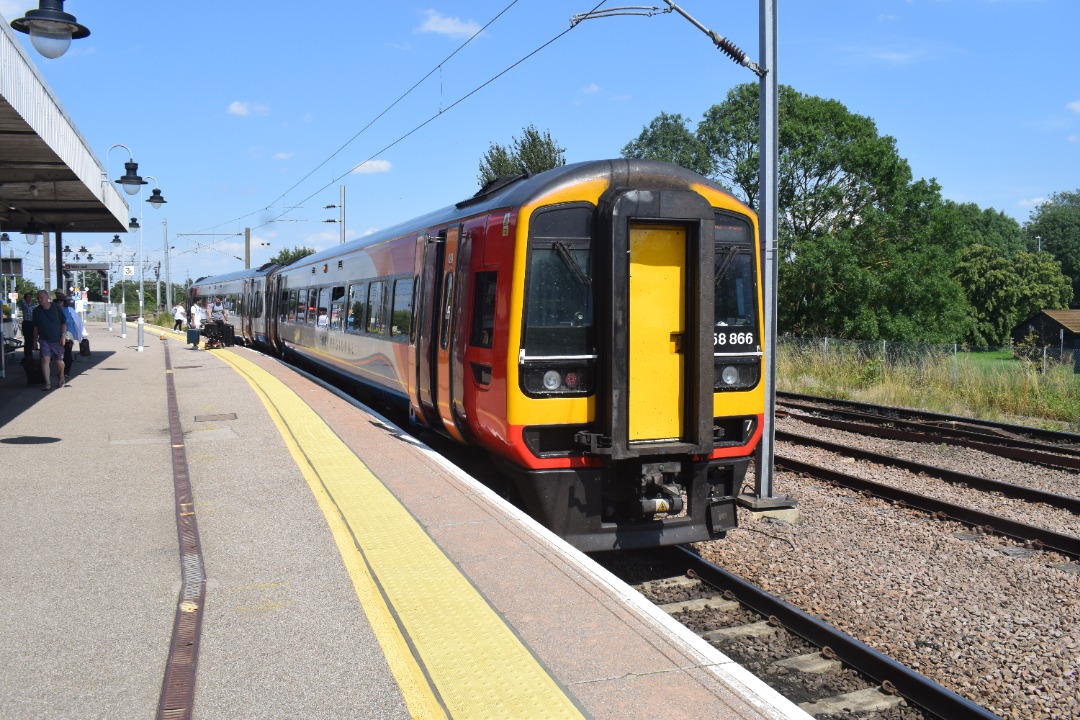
[777,340,1080,432]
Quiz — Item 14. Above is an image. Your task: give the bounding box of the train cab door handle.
[670,332,684,354]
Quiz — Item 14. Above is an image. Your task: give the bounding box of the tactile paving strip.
[215,349,585,720]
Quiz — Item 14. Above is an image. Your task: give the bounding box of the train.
[190,159,765,552]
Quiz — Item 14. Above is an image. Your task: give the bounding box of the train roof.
[194,159,745,285]
[296,159,741,265]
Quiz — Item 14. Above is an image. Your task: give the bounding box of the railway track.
[777,392,1080,471]
[597,546,1002,720]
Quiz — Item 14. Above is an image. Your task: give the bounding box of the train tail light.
[521,363,594,396]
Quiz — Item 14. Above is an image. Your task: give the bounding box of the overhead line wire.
[191,0,608,250]
[268,4,604,230]
[193,0,526,238]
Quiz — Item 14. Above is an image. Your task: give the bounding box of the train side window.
[390,277,413,342]
[329,286,345,331]
[346,282,366,334]
[439,271,454,350]
[284,290,294,322]
[470,271,497,348]
[315,286,330,328]
[296,289,309,325]
[367,280,387,334]
[409,276,420,344]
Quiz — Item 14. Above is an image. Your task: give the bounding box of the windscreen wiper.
[553,241,591,287]
[714,245,739,286]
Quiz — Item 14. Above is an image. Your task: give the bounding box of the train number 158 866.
[714,332,754,347]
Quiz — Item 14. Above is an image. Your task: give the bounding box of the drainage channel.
[158,339,207,720]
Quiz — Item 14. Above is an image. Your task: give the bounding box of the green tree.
[1025,190,1080,303]
[269,245,316,266]
[620,112,713,176]
[1013,250,1074,321]
[478,125,565,187]
[952,244,1023,347]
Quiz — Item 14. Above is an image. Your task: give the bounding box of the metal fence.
[778,336,1079,376]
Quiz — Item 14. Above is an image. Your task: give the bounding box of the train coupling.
[638,462,685,516]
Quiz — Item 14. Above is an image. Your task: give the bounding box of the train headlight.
[713,358,760,391]
[521,362,595,396]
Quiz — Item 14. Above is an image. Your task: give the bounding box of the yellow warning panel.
[628,224,686,441]
[214,350,584,720]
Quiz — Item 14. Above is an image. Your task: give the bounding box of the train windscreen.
[522,205,595,357]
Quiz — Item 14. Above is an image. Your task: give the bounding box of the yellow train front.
[490,160,764,551]
[195,159,764,552]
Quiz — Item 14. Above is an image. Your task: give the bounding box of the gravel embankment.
[697,418,1080,720]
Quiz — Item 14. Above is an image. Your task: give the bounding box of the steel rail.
[669,545,1004,720]
[781,406,1080,472]
[778,391,1080,448]
[777,429,1080,514]
[776,455,1080,558]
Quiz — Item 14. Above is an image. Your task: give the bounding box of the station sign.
[1,258,23,276]
[64,262,110,271]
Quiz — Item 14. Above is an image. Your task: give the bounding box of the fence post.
[1043,347,1047,375]
[824,337,828,365]
[953,343,958,385]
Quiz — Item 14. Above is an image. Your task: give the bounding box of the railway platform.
[0,323,810,719]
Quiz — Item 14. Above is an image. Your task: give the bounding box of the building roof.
[1040,309,1080,334]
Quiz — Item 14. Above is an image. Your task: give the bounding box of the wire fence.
[779,336,1080,377]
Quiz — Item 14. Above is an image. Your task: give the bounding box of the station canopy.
[0,19,128,236]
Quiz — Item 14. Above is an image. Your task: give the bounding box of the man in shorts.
[32,290,66,390]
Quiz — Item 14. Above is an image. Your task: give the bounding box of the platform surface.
[0,323,810,719]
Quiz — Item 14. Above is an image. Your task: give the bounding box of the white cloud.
[582,83,601,94]
[352,159,392,174]
[1017,196,1046,208]
[228,100,269,117]
[1068,134,1079,144]
[272,152,294,160]
[418,9,481,39]
[1067,100,1080,114]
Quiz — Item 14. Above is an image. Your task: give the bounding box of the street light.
[110,234,128,337]
[144,179,173,310]
[9,0,90,60]
[112,153,163,352]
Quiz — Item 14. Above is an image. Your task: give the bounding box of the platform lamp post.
[9,0,90,60]
[112,153,150,350]
[146,180,170,310]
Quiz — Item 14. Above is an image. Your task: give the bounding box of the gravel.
[696,415,1080,720]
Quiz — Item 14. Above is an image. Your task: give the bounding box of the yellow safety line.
[211,348,584,720]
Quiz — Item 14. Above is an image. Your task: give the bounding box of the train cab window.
[296,289,309,325]
[470,271,497,348]
[712,212,761,392]
[713,214,759,339]
[346,282,366,334]
[366,280,387,334]
[285,290,296,322]
[390,277,413,342]
[329,286,345,330]
[522,205,594,356]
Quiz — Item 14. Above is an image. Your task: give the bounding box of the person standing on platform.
[32,290,66,390]
[190,299,205,330]
[172,301,187,331]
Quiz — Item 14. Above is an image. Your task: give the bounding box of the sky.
[1,0,1078,289]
